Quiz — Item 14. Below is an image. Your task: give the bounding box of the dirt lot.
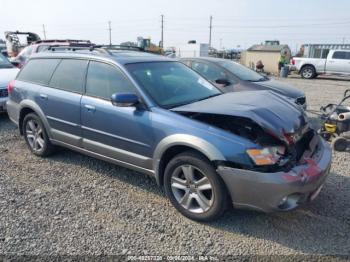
[0,76,349,258]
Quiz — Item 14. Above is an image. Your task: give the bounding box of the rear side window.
[49,59,88,93]
[17,59,60,85]
[86,61,135,100]
[332,51,347,59]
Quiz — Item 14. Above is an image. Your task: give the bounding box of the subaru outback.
[6,50,332,221]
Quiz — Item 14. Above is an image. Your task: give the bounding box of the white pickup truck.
[292,49,350,79]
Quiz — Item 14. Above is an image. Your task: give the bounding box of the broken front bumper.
[217,135,332,212]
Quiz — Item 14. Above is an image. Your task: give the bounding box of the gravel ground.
[0,76,349,258]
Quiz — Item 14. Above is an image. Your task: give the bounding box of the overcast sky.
[1,0,349,51]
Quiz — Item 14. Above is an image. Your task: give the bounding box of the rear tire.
[164,151,228,222]
[300,65,316,79]
[23,113,55,157]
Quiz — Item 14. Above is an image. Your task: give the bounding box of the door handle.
[84,104,96,112]
[39,94,48,100]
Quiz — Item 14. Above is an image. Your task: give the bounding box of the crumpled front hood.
[172,90,308,140]
[0,68,19,87]
[253,79,304,99]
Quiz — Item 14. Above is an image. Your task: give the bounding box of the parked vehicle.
[180,57,307,109]
[0,53,19,112]
[7,50,331,221]
[10,39,92,68]
[5,31,41,58]
[293,50,350,79]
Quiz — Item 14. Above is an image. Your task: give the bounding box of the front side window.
[49,59,88,93]
[126,61,221,108]
[17,46,34,60]
[192,61,227,82]
[17,58,60,85]
[86,61,135,100]
[332,51,347,59]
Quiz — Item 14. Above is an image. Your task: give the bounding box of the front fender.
[153,134,226,184]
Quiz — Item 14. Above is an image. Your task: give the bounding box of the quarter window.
[86,61,135,99]
[332,51,347,59]
[17,58,60,85]
[49,59,87,93]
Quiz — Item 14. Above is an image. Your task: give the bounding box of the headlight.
[246,146,285,166]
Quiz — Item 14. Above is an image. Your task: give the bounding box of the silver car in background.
[0,53,19,112]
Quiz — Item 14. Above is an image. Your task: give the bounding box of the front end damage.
[172,91,332,212]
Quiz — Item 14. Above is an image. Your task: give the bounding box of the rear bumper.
[0,97,7,112]
[217,135,332,212]
[6,99,19,125]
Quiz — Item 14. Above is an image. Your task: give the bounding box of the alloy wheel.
[25,119,45,152]
[303,68,313,78]
[170,164,214,213]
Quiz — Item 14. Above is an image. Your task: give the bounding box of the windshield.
[126,62,221,108]
[217,60,265,82]
[0,54,14,69]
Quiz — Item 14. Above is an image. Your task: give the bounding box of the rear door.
[326,51,349,74]
[80,60,153,169]
[38,58,88,146]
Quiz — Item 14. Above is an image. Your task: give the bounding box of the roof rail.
[47,44,99,52]
[33,39,92,45]
[46,44,147,54]
[99,44,143,51]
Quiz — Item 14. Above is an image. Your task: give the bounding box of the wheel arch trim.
[19,100,52,138]
[153,134,226,185]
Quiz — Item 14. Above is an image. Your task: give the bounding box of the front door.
[326,51,349,74]
[81,61,154,169]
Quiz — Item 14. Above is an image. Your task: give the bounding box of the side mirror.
[215,78,231,86]
[111,93,139,107]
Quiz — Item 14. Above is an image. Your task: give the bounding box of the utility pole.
[108,21,112,46]
[209,15,212,49]
[161,14,164,48]
[42,24,47,40]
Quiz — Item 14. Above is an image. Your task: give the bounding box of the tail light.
[291,59,295,65]
[7,80,15,95]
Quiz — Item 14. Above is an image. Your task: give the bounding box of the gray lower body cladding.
[217,135,332,212]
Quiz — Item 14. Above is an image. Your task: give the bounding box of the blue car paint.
[6,52,332,213]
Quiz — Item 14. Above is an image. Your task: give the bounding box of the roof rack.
[47,44,146,54]
[33,39,92,45]
[47,45,99,53]
[99,44,143,52]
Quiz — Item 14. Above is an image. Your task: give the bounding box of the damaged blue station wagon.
[6,49,332,221]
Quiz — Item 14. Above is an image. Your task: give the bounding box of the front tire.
[300,65,316,79]
[23,113,55,157]
[164,151,228,222]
